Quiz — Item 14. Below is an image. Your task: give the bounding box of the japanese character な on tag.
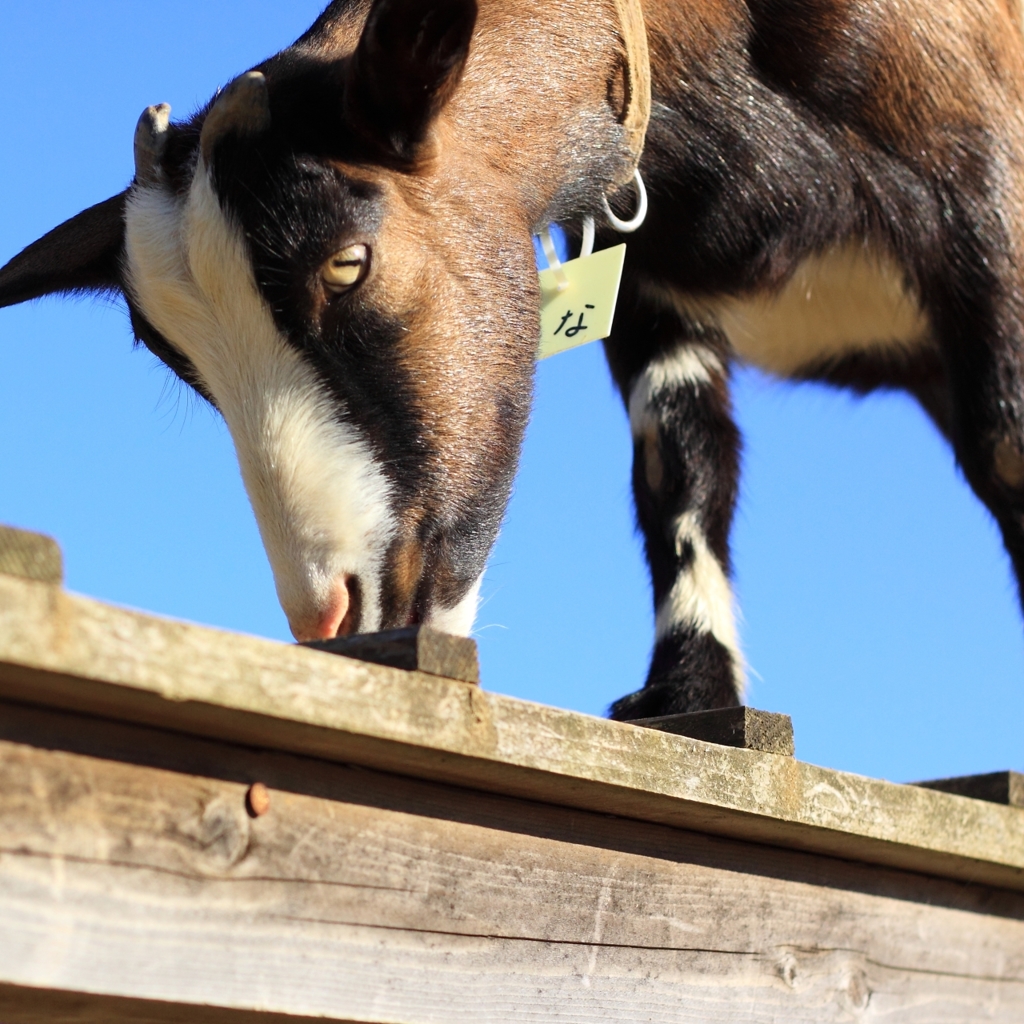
[537,243,626,359]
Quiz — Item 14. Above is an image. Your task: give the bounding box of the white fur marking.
[426,572,484,637]
[659,243,931,376]
[628,345,722,437]
[656,511,744,689]
[124,174,396,635]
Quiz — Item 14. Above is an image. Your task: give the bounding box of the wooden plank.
[304,625,480,684]
[916,770,1024,807]
[0,524,62,585]
[0,573,1022,891]
[1,702,1022,1023]
[633,706,795,755]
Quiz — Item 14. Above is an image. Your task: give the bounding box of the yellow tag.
[537,243,626,359]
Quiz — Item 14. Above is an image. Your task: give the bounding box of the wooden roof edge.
[0,571,1021,891]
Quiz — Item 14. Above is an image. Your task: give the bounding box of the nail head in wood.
[0,524,63,585]
[303,625,480,684]
[245,782,271,818]
[630,706,795,756]
[913,770,1024,808]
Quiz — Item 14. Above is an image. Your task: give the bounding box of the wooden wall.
[0,563,1021,1022]
[3,697,1023,1023]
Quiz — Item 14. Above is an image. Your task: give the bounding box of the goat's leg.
[603,294,744,719]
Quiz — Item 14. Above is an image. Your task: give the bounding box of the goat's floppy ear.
[345,0,477,162]
[0,192,126,309]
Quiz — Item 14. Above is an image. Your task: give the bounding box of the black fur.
[345,0,477,162]
[605,284,742,719]
[0,194,126,307]
[611,628,740,719]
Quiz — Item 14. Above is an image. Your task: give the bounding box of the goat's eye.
[321,244,369,294]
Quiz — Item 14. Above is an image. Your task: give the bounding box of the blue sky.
[2,1,1021,784]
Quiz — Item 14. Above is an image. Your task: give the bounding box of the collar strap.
[613,0,651,177]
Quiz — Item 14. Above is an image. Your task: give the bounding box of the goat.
[2,0,1024,719]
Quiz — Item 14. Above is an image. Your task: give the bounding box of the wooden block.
[914,770,1024,808]
[0,524,62,585]
[303,625,479,684]
[631,706,795,756]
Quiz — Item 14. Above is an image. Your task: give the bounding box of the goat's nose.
[290,575,355,642]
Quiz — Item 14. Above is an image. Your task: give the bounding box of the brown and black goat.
[2,0,1024,718]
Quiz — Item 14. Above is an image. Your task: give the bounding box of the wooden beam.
[304,625,480,684]
[0,572,1022,891]
[2,701,1022,1024]
[0,524,62,585]
[632,707,795,755]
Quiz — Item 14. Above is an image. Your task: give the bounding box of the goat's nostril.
[291,575,356,642]
[336,575,362,637]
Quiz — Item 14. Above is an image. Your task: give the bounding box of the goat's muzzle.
[289,574,360,642]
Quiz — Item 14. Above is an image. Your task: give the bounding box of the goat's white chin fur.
[425,573,484,637]
[124,172,396,634]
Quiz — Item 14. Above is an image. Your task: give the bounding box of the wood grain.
[0,573,1021,892]
[1,703,1022,1023]
[0,524,62,584]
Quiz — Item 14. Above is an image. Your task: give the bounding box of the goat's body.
[604,0,1024,714]
[4,0,1024,718]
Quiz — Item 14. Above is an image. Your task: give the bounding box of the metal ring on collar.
[602,169,648,233]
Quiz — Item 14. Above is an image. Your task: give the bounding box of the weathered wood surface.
[635,706,795,755]
[0,572,1022,891]
[917,770,1024,807]
[305,624,480,683]
[2,701,1022,1024]
[0,524,62,584]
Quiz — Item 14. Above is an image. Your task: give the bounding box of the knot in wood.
[188,794,251,872]
[775,952,798,988]
[840,968,871,1013]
